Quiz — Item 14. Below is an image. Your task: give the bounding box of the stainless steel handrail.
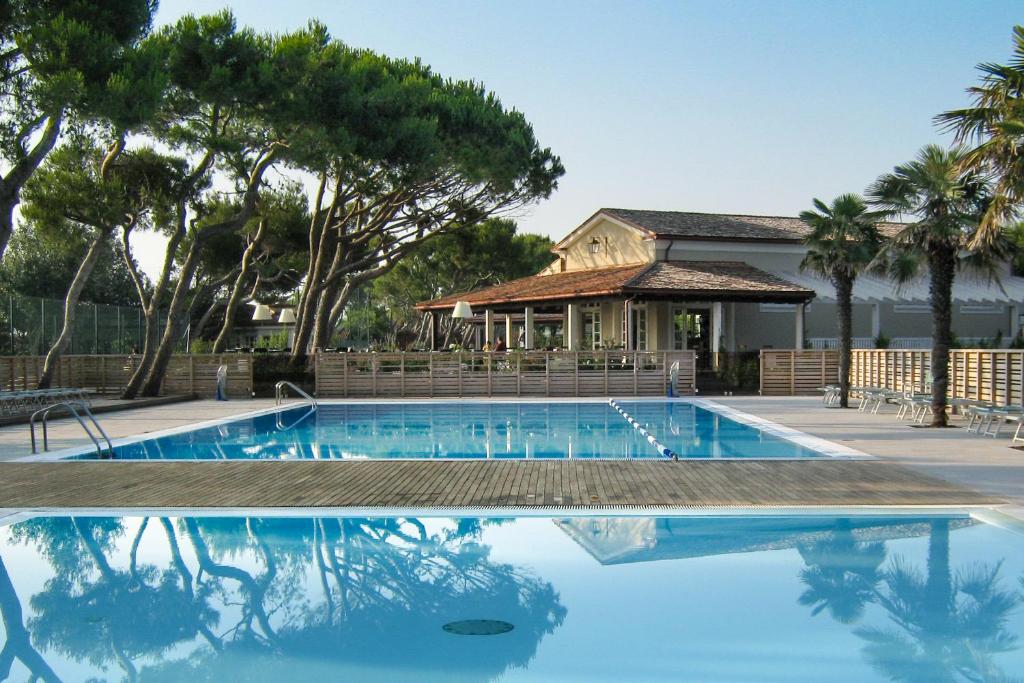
[276,405,317,431]
[275,381,318,408]
[30,401,114,458]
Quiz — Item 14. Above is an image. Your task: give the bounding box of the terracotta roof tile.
[626,261,815,296]
[418,263,649,310]
[418,260,813,310]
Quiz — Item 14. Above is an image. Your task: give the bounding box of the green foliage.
[873,332,890,349]
[799,194,886,283]
[0,223,144,305]
[938,25,1024,238]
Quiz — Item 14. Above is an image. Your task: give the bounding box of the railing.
[30,401,113,457]
[807,338,875,350]
[275,380,317,408]
[314,350,697,398]
[0,354,254,398]
[851,349,1024,406]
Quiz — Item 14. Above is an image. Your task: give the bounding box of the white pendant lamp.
[277,308,297,324]
[452,301,474,319]
[251,303,273,321]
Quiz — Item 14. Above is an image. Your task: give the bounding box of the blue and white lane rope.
[608,399,679,461]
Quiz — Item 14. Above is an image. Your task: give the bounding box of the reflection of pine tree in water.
[798,519,1022,682]
[1,515,566,683]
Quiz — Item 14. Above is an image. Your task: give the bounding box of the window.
[634,307,647,350]
[893,303,929,314]
[582,308,601,350]
[960,304,1003,315]
[588,238,602,254]
[759,303,796,313]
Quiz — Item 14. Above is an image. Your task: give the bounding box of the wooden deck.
[0,460,1000,509]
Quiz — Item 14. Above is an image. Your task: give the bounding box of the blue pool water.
[69,401,825,460]
[0,512,1021,681]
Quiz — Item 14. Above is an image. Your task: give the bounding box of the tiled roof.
[418,263,649,310]
[626,261,815,296]
[417,260,813,310]
[603,208,904,241]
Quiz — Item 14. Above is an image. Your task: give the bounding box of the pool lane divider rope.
[607,399,679,461]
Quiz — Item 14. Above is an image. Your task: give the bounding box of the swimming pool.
[0,511,1020,681]
[59,400,854,461]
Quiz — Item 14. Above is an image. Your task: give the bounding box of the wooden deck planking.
[0,460,1000,510]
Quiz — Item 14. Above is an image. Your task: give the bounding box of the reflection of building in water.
[554,517,975,565]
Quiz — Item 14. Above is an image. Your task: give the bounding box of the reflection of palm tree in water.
[2,515,565,682]
[799,519,1022,682]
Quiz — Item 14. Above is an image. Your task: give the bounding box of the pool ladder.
[30,401,114,458]
[274,381,318,431]
[275,381,317,408]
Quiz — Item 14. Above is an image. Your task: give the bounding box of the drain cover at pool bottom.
[442,619,514,636]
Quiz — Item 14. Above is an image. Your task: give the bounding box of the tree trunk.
[139,241,204,397]
[835,274,854,408]
[309,282,340,352]
[212,221,266,353]
[37,231,110,389]
[929,247,957,427]
[0,112,63,265]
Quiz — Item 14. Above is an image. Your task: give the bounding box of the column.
[726,302,736,352]
[795,302,805,349]
[484,309,494,345]
[504,313,513,348]
[429,311,438,351]
[524,306,535,349]
[711,302,723,353]
[566,303,581,350]
[871,303,880,341]
[1011,304,1020,341]
[624,300,634,351]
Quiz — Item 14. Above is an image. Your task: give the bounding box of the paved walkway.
[712,395,1024,511]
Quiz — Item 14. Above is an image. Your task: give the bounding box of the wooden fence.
[759,350,840,396]
[851,349,1024,406]
[315,351,696,398]
[0,354,254,398]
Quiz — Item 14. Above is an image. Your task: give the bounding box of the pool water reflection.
[70,401,823,460]
[0,513,1021,681]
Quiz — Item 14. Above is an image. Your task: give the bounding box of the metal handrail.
[276,405,317,431]
[30,401,114,458]
[275,381,318,408]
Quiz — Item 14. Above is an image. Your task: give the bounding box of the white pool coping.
[14,396,871,463]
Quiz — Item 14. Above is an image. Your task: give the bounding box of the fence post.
[633,352,639,395]
[457,352,462,398]
[189,355,196,395]
[400,352,406,398]
[574,352,580,396]
[790,351,795,395]
[428,353,433,398]
[516,352,522,397]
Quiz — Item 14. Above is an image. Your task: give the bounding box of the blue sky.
[156,0,1022,243]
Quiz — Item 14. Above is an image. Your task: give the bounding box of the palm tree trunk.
[835,274,854,408]
[929,247,957,427]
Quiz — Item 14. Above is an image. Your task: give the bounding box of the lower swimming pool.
[59,399,851,460]
[0,511,1020,681]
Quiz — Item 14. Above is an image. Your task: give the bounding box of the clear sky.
[151,0,1022,247]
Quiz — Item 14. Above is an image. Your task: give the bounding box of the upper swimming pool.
[0,511,1020,681]
[60,400,846,461]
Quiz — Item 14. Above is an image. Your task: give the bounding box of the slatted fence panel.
[759,350,840,396]
[314,351,696,398]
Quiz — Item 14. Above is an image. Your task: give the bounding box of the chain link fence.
[0,294,178,356]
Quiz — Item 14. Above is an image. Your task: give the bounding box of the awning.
[769,270,1024,304]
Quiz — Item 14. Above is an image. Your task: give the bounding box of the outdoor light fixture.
[251,304,272,321]
[277,308,296,324]
[452,301,473,319]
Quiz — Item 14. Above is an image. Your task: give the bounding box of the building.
[418,209,1024,360]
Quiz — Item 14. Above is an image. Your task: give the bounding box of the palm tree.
[937,25,1024,243]
[800,195,886,408]
[867,145,1006,427]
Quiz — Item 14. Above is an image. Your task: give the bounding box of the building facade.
[418,209,1024,358]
